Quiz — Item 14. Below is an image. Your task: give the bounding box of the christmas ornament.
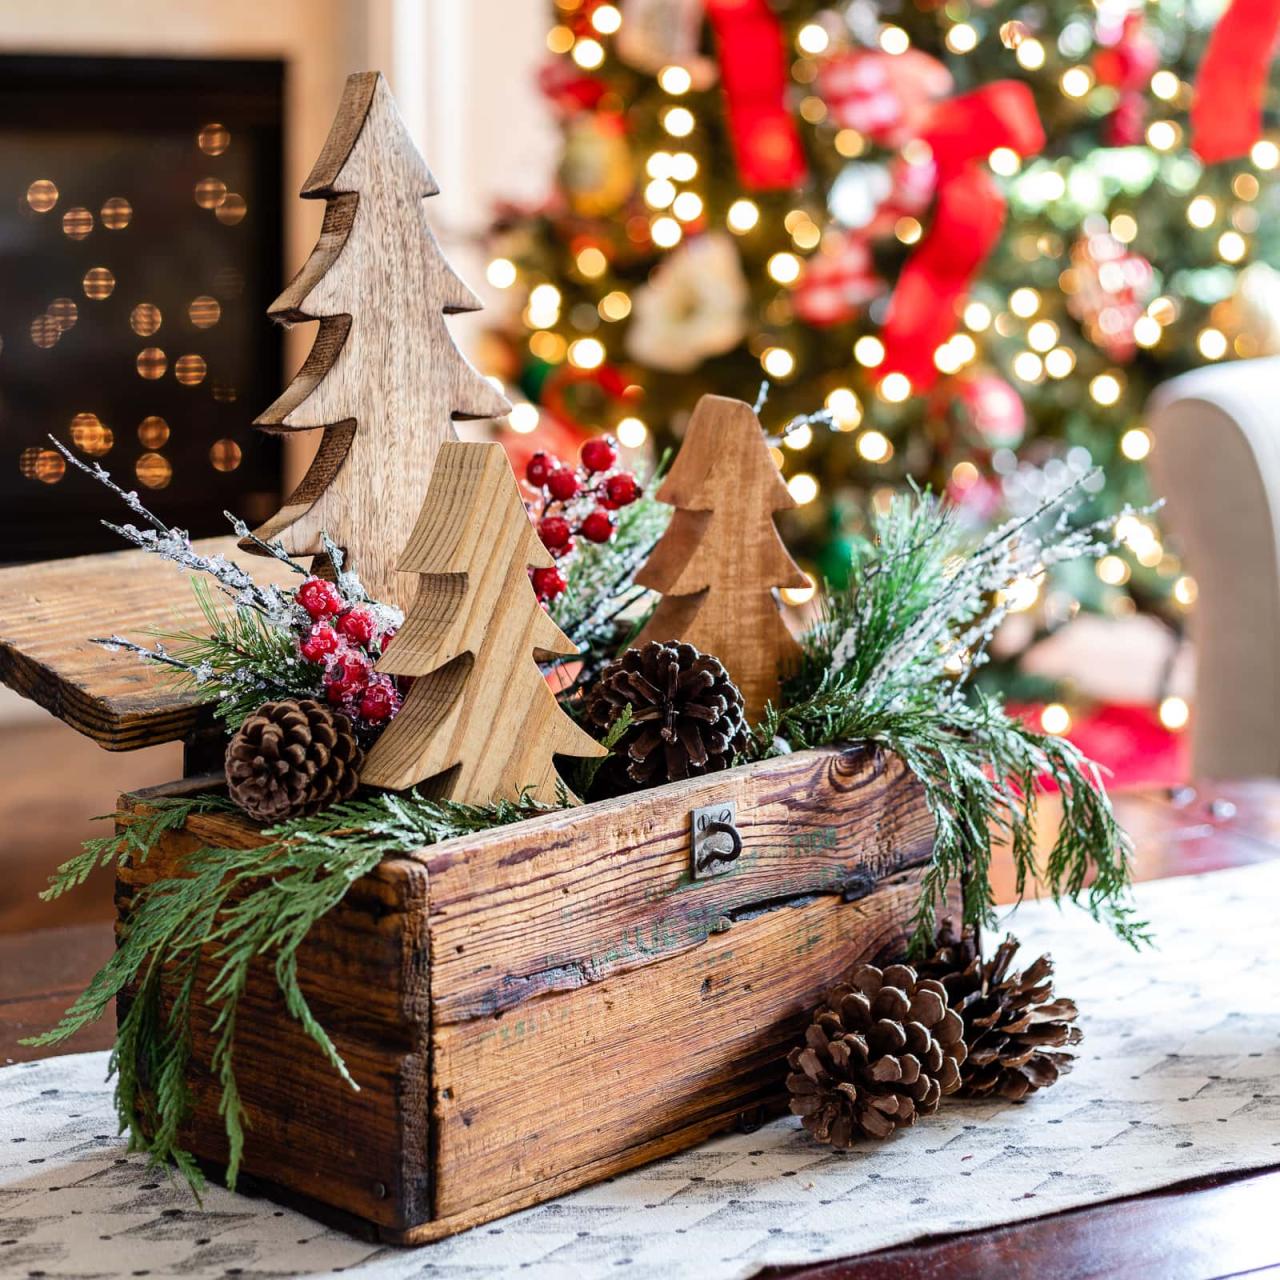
[786,963,967,1147]
[625,233,750,373]
[559,113,633,217]
[818,49,952,148]
[226,698,364,822]
[793,232,882,327]
[1191,0,1280,162]
[1066,226,1155,362]
[919,922,1083,1100]
[1092,13,1159,147]
[584,640,749,794]
[950,371,1027,451]
[615,0,716,88]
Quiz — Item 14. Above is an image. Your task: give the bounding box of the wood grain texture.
[361,442,605,803]
[634,395,808,723]
[116,797,434,1232]
[115,745,940,1242]
[246,71,510,611]
[0,538,298,750]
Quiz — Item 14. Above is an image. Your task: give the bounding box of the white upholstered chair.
[1146,358,1280,779]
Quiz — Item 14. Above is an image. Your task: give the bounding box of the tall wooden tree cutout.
[634,395,808,723]
[243,71,509,610]
[361,441,606,804]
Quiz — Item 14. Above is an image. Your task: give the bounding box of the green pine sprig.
[25,787,568,1189]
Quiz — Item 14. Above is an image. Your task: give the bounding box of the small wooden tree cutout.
[361,441,606,804]
[633,394,808,723]
[244,71,509,609]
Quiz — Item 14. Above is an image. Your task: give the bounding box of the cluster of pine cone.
[787,925,1081,1149]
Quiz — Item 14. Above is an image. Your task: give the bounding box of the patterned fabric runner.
[3,860,1279,1280]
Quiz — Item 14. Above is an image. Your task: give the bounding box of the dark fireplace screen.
[0,55,284,563]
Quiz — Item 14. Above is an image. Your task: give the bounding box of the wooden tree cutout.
[243,71,509,610]
[633,394,808,723]
[361,441,606,804]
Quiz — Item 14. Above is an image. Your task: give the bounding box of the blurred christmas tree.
[483,0,1280,712]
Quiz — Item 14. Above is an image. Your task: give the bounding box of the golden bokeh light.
[83,267,115,300]
[175,354,208,385]
[62,207,93,240]
[100,197,132,230]
[48,298,78,332]
[198,122,231,155]
[70,412,110,455]
[135,452,173,489]
[216,193,247,225]
[194,177,227,209]
[188,295,221,328]
[23,447,66,484]
[30,315,59,349]
[26,179,58,213]
[136,348,168,379]
[209,439,243,472]
[130,303,162,336]
[137,416,170,448]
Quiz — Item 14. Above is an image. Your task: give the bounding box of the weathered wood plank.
[115,745,942,1241]
[117,805,433,1232]
[0,538,299,750]
[422,747,933,1024]
[431,863,939,1219]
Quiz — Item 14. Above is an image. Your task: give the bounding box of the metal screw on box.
[691,801,743,879]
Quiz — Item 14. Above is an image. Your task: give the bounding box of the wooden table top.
[3,777,1277,1278]
[0,537,298,751]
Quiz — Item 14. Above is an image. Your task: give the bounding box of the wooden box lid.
[0,538,299,751]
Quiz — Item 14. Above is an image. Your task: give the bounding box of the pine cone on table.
[584,641,749,795]
[918,921,1083,1101]
[786,963,968,1147]
[226,698,363,823]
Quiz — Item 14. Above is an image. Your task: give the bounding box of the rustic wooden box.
[116,744,948,1245]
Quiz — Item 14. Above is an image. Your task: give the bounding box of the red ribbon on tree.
[879,82,1045,390]
[705,0,808,190]
[1190,0,1280,163]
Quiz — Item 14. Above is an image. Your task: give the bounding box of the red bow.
[1191,0,1280,163]
[879,82,1045,390]
[705,0,808,190]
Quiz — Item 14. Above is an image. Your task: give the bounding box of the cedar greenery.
[26,789,571,1189]
[752,478,1147,953]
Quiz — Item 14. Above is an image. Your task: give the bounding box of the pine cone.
[226,698,363,823]
[584,641,749,794]
[786,963,967,1147]
[919,921,1083,1100]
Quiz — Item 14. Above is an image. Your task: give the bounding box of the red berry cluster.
[296,577,401,726]
[525,436,641,602]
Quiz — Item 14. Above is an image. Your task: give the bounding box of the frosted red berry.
[603,472,640,508]
[298,577,342,619]
[546,468,579,501]
[325,651,371,697]
[580,508,615,543]
[299,623,340,664]
[337,607,376,647]
[538,515,573,550]
[358,679,397,723]
[531,566,568,600]
[526,451,557,487]
[581,436,617,473]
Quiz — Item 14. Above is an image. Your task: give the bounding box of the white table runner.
[3,860,1279,1280]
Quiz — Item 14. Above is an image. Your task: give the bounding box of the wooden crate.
[117,744,950,1245]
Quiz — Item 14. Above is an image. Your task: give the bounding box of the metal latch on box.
[691,801,743,879]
